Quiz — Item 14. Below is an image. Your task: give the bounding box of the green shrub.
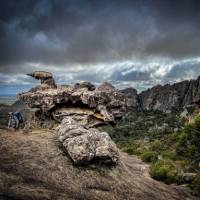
[150,160,181,184]
[134,148,143,156]
[162,150,177,160]
[150,140,163,152]
[191,174,200,196]
[176,116,200,167]
[141,151,158,163]
[124,147,135,155]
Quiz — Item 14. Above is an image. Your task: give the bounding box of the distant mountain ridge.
[121,76,200,112]
[0,95,16,106]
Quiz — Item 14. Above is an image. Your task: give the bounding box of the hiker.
[8,111,24,131]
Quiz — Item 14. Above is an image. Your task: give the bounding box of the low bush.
[176,116,200,168]
[162,150,177,160]
[134,147,144,156]
[150,160,181,184]
[191,174,200,196]
[150,140,163,152]
[124,147,135,155]
[141,151,158,163]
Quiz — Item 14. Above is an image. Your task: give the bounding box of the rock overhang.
[18,72,126,125]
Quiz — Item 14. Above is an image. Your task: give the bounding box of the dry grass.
[0,128,195,200]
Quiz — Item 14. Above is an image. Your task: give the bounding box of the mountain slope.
[0,128,194,200]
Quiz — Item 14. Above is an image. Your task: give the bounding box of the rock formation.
[122,76,200,113]
[120,87,140,110]
[27,71,57,90]
[18,71,126,165]
[57,117,119,165]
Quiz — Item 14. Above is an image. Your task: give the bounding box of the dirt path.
[0,128,196,200]
[120,152,150,178]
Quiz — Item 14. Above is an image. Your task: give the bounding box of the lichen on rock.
[57,116,119,165]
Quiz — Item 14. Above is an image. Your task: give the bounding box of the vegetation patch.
[141,151,158,163]
[150,160,182,184]
[99,111,200,196]
[191,174,200,196]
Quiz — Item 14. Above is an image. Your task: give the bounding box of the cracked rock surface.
[57,117,119,165]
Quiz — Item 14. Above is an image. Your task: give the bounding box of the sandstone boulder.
[27,71,57,89]
[58,117,119,165]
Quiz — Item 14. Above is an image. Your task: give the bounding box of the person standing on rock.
[8,111,24,131]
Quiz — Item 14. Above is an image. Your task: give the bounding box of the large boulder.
[58,117,119,165]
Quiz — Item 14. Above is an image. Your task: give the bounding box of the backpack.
[14,112,23,123]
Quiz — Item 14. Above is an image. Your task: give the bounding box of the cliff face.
[122,76,200,112]
[120,87,140,110]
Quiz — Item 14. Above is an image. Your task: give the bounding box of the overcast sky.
[0,0,200,95]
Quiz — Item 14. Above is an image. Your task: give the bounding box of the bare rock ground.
[0,128,196,200]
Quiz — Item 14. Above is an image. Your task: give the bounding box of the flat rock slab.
[0,129,195,200]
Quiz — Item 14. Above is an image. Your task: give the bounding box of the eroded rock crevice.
[18,71,125,165]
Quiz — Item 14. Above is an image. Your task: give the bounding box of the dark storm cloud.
[144,0,200,58]
[0,0,149,69]
[0,0,199,71]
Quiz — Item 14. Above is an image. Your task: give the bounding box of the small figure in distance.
[8,111,24,131]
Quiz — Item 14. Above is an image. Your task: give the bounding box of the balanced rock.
[27,71,57,89]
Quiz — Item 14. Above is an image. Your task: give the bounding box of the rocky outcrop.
[120,87,140,110]
[139,84,182,112]
[18,79,125,123]
[122,76,200,113]
[0,129,193,200]
[18,71,125,165]
[58,117,119,165]
[139,77,200,112]
[27,71,57,89]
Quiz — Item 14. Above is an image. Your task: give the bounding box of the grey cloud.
[1,0,200,73]
[164,61,200,80]
[72,72,103,83]
[1,59,200,95]
[110,69,151,82]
